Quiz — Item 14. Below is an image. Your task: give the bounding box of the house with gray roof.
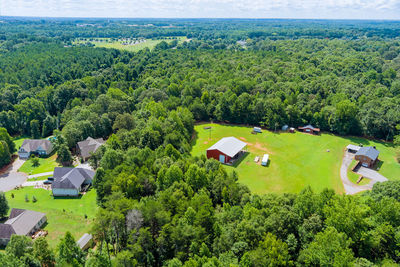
[0,209,46,246]
[206,137,247,164]
[52,167,95,197]
[18,139,53,159]
[77,137,105,161]
[355,146,380,168]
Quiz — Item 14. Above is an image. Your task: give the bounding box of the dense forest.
[0,18,400,266]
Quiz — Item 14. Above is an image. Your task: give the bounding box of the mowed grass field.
[74,37,187,52]
[191,123,400,194]
[5,187,97,248]
[19,154,60,175]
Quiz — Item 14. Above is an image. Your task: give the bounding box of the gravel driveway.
[340,151,389,195]
[340,152,372,195]
[0,158,28,192]
[357,166,388,183]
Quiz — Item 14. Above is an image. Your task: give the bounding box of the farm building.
[52,167,95,197]
[0,209,47,246]
[355,146,380,168]
[261,154,269,166]
[77,137,105,161]
[207,137,247,164]
[282,125,289,131]
[77,233,93,250]
[298,125,320,135]
[253,127,262,133]
[346,144,361,153]
[18,139,53,159]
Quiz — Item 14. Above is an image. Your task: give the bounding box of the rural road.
[0,158,28,192]
[340,151,389,195]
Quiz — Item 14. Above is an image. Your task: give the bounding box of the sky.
[1,0,400,20]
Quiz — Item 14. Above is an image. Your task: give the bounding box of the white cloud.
[1,0,399,19]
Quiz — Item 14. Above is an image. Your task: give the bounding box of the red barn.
[206,137,247,164]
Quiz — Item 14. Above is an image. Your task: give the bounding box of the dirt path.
[340,152,373,195]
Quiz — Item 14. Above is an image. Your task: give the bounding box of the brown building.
[298,125,320,135]
[206,137,247,164]
[355,146,379,168]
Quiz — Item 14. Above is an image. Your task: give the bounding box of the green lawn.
[13,136,28,152]
[191,123,400,194]
[19,154,60,175]
[5,187,97,248]
[347,160,370,186]
[74,37,186,52]
[27,175,50,182]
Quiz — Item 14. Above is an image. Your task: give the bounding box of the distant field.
[19,154,60,175]
[191,123,400,194]
[73,36,187,52]
[5,187,97,248]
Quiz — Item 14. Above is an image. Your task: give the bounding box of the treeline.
[1,39,400,141]
[2,18,400,42]
[0,128,15,168]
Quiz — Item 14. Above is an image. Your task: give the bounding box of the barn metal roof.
[207,137,247,157]
[355,146,379,161]
[346,144,361,151]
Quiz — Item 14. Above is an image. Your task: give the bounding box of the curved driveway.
[340,152,372,194]
[0,158,28,192]
[340,151,388,195]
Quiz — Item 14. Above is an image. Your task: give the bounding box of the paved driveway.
[340,152,372,195]
[357,166,388,183]
[0,158,28,192]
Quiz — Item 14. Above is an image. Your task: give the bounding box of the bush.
[25,194,29,202]
[11,193,14,198]
[32,196,37,203]
[396,150,400,164]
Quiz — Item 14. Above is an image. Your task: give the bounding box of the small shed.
[77,233,93,250]
[253,127,262,133]
[262,154,269,166]
[289,127,295,133]
[282,125,289,131]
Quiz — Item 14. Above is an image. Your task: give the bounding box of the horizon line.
[1,15,400,22]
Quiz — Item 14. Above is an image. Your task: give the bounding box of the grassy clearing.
[191,123,400,194]
[74,37,186,52]
[347,160,370,186]
[13,136,28,151]
[5,187,97,248]
[19,154,60,175]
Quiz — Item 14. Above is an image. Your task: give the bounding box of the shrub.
[11,193,14,198]
[25,194,29,202]
[396,150,400,164]
[32,196,37,203]
[31,156,40,167]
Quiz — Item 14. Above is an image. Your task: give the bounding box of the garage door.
[219,155,225,163]
[362,162,368,167]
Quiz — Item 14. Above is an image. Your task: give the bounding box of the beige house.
[0,209,47,246]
